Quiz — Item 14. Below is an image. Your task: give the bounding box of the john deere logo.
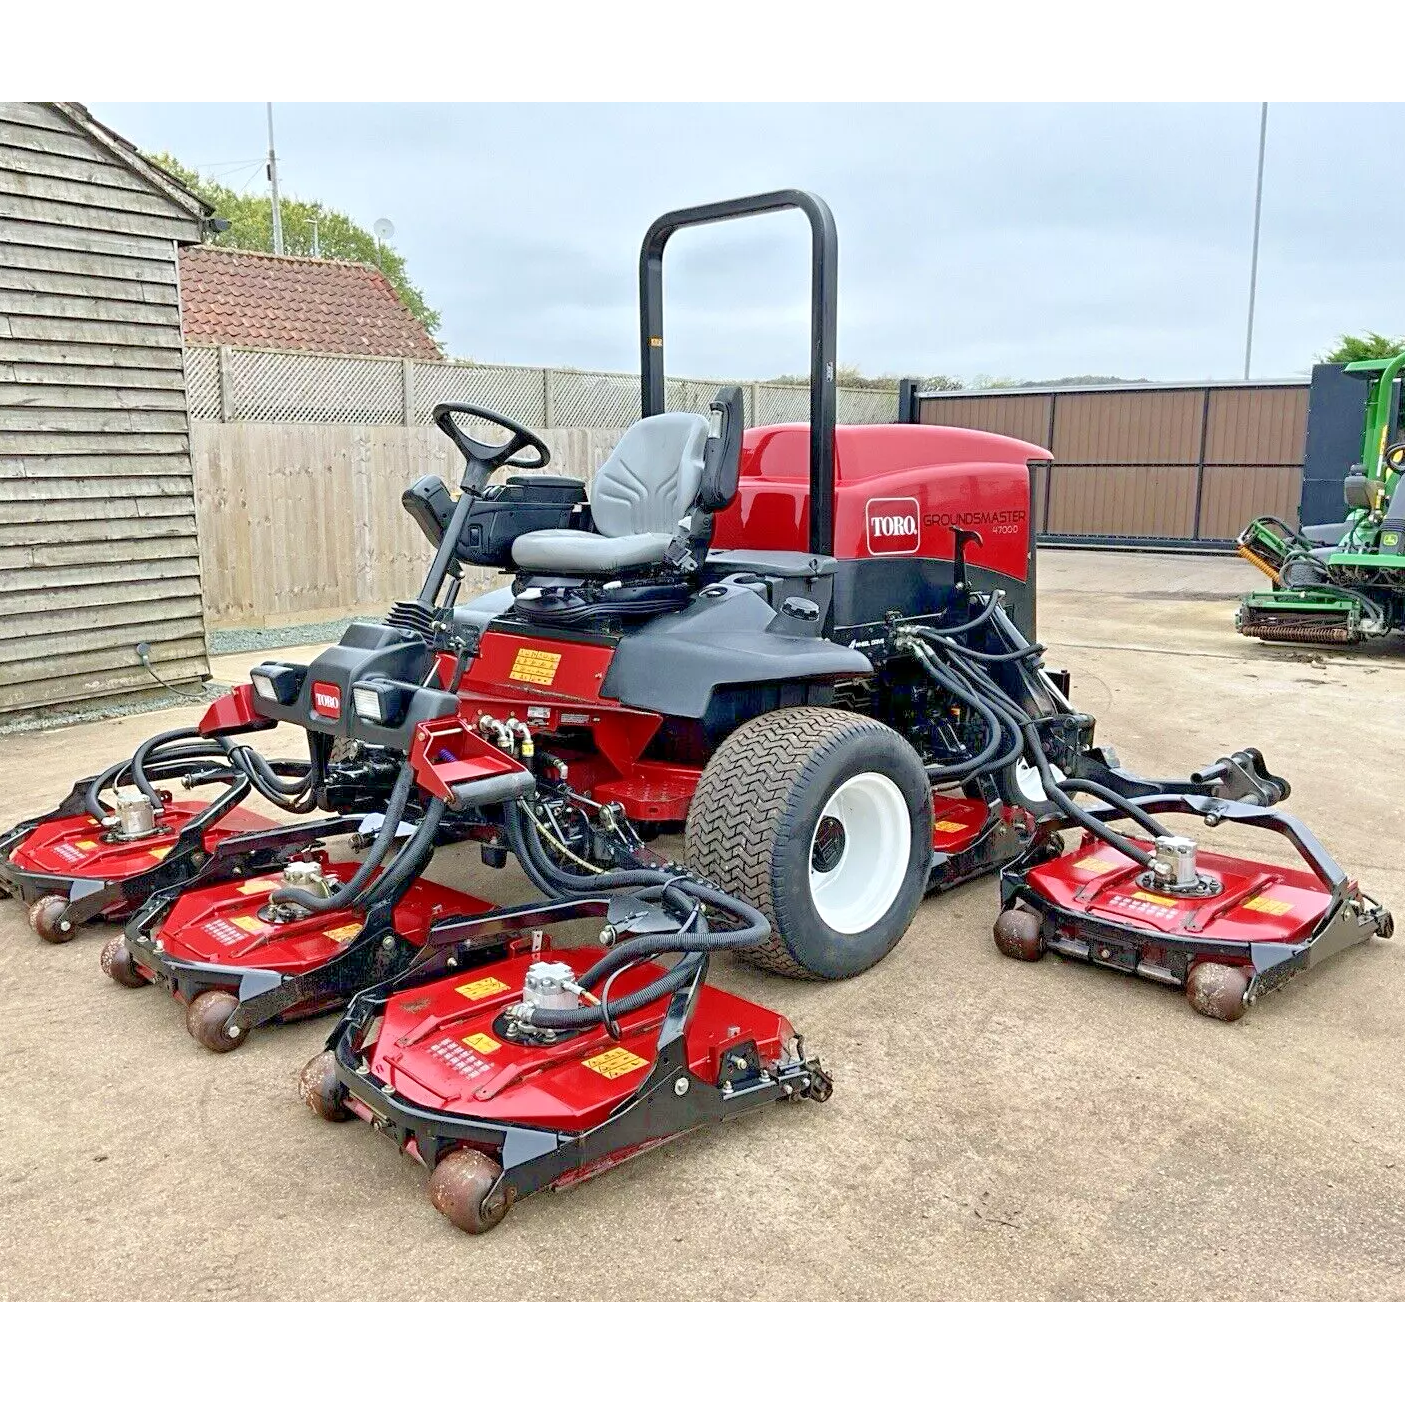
[865,497,921,556]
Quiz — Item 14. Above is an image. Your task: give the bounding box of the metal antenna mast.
[1243,101,1268,379]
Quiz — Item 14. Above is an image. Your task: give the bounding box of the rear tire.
[684,707,931,980]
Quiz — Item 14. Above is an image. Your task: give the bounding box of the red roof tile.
[178,245,441,359]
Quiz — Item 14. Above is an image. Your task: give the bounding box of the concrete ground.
[2,549,1404,1301]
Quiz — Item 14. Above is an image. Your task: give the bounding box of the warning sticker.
[75,840,98,852]
[428,1036,492,1083]
[203,918,248,947]
[582,1046,649,1080]
[508,647,562,686]
[463,1031,500,1054]
[148,845,173,860]
[1139,892,1178,908]
[1242,894,1293,917]
[232,913,269,933]
[1073,856,1118,874]
[324,922,363,943]
[237,877,278,895]
[456,975,510,1002]
[933,820,968,834]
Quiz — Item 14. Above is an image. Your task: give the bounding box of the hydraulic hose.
[359,796,448,908]
[268,761,415,913]
[526,953,705,1032]
[907,641,1021,782]
[923,589,1003,636]
[129,728,209,807]
[926,623,1164,866]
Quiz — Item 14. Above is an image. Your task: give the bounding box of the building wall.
[917,382,1310,545]
[0,103,209,717]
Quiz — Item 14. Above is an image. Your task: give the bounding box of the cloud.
[96,101,1405,382]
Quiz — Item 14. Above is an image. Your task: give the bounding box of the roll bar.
[638,189,839,556]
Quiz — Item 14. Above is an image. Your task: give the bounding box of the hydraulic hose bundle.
[83,725,321,823]
[901,597,1171,870]
[501,795,771,1032]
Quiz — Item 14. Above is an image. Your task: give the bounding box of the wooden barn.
[0,102,214,720]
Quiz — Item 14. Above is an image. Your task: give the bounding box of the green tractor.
[1236,352,1405,645]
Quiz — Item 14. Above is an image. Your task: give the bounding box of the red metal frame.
[359,945,795,1137]
[133,863,492,986]
[1025,835,1331,954]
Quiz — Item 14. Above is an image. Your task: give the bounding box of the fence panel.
[183,346,220,420]
[191,422,622,626]
[918,382,1309,547]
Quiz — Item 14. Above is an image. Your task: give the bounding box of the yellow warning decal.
[508,647,561,686]
[237,877,278,895]
[325,922,362,942]
[1140,892,1178,907]
[1073,856,1118,874]
[231,914,269,934]
[1242,894,1293,917]
[463,1031,500,1054]
[933,820,968,834]
[582,1046,649,1080]
[456,975,511,1002]
[148,845,173,860]
[75,840,98,852]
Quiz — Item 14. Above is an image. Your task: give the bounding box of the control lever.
[952,528,983,594]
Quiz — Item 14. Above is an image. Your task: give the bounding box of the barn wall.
[0,102,209,717]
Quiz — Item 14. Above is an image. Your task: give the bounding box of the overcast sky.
[96,102,1405,384]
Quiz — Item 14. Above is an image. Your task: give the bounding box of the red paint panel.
[1025,837,1331,948]
[930,794,992,853]
[200,683,277,737]
[713,423,1036,582]
[11,802,267,888]
[369,947,795,1136]
[142,866,492,980]
[408,716,529,805]
[463,632,617,703]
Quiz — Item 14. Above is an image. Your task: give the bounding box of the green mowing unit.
[1237,352,1405,646]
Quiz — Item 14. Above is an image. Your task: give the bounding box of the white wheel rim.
[1013,757,1064,804]
[808,771,911,935]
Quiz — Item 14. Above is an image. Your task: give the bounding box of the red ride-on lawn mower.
[351,188,1385,1020]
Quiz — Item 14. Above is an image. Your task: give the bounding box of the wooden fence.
[191,423,621,627]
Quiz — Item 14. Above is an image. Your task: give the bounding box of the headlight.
[351,684,383,722]
[249,662,306,706]
[351,678,409,727]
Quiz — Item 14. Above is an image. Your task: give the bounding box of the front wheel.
[684,707,932,980]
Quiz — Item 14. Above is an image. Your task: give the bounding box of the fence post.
[543,367,556,429]
[1191,387,1211,541]
[745,382,757,427]
[401,359,415,426]
[217,345,235,423]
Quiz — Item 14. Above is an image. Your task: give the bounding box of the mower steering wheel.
[1385,440,1405,473]
[432,402,551,484]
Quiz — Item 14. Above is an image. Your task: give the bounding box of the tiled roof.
[178,245,441,359]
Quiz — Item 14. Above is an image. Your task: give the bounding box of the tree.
[1322,332,1405,364]
[146,151,441,341]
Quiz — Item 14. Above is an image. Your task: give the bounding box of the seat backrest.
[590,412,709,537]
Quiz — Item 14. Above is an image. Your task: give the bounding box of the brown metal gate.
[915,381,1308,548]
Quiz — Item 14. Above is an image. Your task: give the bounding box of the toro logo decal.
[865,497,921,556]
[311,682,342,719]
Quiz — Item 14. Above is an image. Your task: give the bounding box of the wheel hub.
[807,771,911,935]
[811,816,847,873]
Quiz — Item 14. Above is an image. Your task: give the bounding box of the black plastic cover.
[600,583,870,719]
[250,623,456,748]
